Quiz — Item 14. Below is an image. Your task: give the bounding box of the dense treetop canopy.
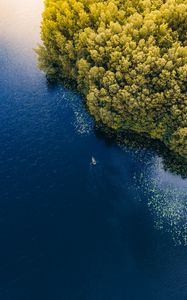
[37,0,187,158]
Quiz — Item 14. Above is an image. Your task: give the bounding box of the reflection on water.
[0,0,43,43]
[95,126,187,178]
[95,127,187,245]
[133,157,187,245]
[69,94,93,136]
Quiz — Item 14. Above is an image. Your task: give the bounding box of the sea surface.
[0,1,187,299]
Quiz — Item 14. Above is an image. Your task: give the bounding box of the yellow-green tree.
[37,0,187,158]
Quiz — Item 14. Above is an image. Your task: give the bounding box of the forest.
[37,0,187,158]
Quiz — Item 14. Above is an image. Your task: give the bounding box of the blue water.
[0,1,187,299]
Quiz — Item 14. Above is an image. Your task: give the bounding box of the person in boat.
[91,157,97,165]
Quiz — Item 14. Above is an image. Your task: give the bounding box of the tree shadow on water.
[94,124,187,179]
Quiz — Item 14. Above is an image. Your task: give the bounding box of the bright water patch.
[133,156,187,245]
[94,128,187,245]
[64,92,93,136]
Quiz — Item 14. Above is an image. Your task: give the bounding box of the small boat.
[91,157,97,165]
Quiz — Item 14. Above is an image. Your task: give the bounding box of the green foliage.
[37,0,187,158]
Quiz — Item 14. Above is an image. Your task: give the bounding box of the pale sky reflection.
[0,0,43,44]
